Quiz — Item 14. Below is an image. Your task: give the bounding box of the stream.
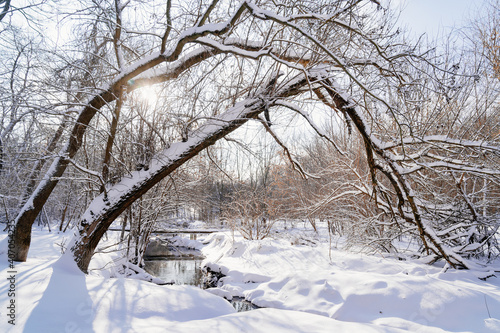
[144,245,258,312]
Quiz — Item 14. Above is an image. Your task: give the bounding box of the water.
[144,246,258,312]
[144,257,204,286]
[230,297,260,311]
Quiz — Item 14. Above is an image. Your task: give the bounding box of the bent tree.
[10,0,500,273]
[11,0,267,261]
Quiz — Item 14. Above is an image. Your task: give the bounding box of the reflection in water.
[230,297,260,312]
[144,246,258,312]
[144,258,204,287]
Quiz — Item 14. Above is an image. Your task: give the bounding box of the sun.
[135,85,161,106]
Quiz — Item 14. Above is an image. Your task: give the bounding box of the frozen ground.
[1,223,500,332]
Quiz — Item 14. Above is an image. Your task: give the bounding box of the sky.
[17,1,486,49]
[391,0,486,39]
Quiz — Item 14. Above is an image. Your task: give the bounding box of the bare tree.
[6,0,498,275]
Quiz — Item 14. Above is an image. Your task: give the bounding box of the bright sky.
[392,0,485,39]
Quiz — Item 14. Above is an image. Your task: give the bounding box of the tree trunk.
[320,80,470,269]
[10,44,229,261]
[71,74,307,273]
[20,117,69,206]
[11,88,117,261]
[9,0,327,262]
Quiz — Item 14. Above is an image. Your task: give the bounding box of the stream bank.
[143,236,258,312]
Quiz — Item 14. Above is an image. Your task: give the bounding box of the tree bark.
[0,0,11,22]
[0,136,3,173]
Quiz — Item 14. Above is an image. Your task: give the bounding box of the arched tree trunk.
[10,49,237,261]
[9,0,356,263]
[9,1,263,261]
[318,79,471,269]
[20,117,69,206]
[71,73,307,273]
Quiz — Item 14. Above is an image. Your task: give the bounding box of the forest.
[1,0,500,331]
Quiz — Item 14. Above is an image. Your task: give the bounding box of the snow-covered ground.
[201,230,500,332]
[1,224,500,332]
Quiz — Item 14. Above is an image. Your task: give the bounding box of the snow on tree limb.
[71,72,310,272]
[8,0,497,274]
[12,1,315,262]
[310,75,478,269]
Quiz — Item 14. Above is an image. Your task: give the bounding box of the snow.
[2,225,500,332]
[201,231,500,333]
[380,136,500,152]
[77,68,309,239]
[195,37,271,59]
[134,47,210,81]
